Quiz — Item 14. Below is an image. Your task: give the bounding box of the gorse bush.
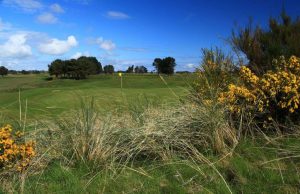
[219,55,300,131]
[192,48,237,103]
[0,124,35,172]
[231,11,300,75]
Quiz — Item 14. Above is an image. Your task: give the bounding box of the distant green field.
[0,73,195,120]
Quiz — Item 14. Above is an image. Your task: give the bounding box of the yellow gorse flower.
[219,55,300,118]
[0,124,36,172]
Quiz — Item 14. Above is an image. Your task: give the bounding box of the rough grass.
[3,137,298,194]
[1,74,300,194]
[57,98,237,164]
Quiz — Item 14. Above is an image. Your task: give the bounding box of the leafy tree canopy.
[152,57,176,74]
[126,65,134,73]
[48,56,102,79]
[0,66,8,77]
[103,65,115,74]
[135,66,148,73]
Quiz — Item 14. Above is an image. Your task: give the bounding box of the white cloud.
[186,63,195,68]
[37,12,58,24]
[38,35,78,55]
[96,37,116,51]
[106,11,130,20]
[50,3,64,13]
[2,0,43,12]
[0,34,32,58]
[71,51,90,59]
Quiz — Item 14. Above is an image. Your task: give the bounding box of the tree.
[103,65,114,74]
[8,70,17,74]
[77,56,102,75]
[231,11,300,75]
[152,57,176,74]
[21,70,30,75]
[48,56,103,79]
[0,66,8,77]
[126,65,134,73]
[69,59,85,79]
[153,58,162,74]
[48,59,64,77]
[134,66,148,73]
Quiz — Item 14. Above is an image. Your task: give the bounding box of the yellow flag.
[118,72,122,77]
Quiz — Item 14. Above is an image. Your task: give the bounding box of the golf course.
[1,0,300,193]
[0,74,192,119]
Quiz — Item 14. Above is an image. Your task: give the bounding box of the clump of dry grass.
[57,99,133,169]
[57,98,238,169]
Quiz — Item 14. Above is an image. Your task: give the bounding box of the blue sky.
[0,0,300,71]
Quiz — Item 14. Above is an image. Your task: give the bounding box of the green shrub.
[192,47,237,103]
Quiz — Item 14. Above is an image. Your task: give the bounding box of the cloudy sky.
[0,0,299,71]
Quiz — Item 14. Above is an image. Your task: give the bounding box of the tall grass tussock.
[57,98,237,168]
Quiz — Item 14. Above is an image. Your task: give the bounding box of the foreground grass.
[1,74,300,194]
[4,138,296,194]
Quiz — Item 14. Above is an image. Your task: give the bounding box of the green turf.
[0,74,194,120]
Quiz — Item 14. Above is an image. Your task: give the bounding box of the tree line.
[126,65,148,73]
[47,56,177,79]
[1,56,178,78]
[0,68,49,77]
[48,56,102,79]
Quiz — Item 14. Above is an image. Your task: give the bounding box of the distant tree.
[0,66,8,77]
[48,56,102,79]
[65,59,87,80]
[31,70,41,74]
[231,10,300,75]
[21,70,30,75]
[153,58,162,74]
[134,66,148,73]
[48,59,64,77]
[152,57,176,74]
[126,65,134,73]
[103,65,114,74]
[8,70,18,74]
[77,56,102,74]
[176,71,191,74]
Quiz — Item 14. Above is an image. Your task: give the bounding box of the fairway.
[0,74,194,120]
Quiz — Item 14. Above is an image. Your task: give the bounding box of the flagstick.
[121,75,123,90]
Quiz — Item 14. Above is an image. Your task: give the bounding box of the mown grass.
[0,74,193,120]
